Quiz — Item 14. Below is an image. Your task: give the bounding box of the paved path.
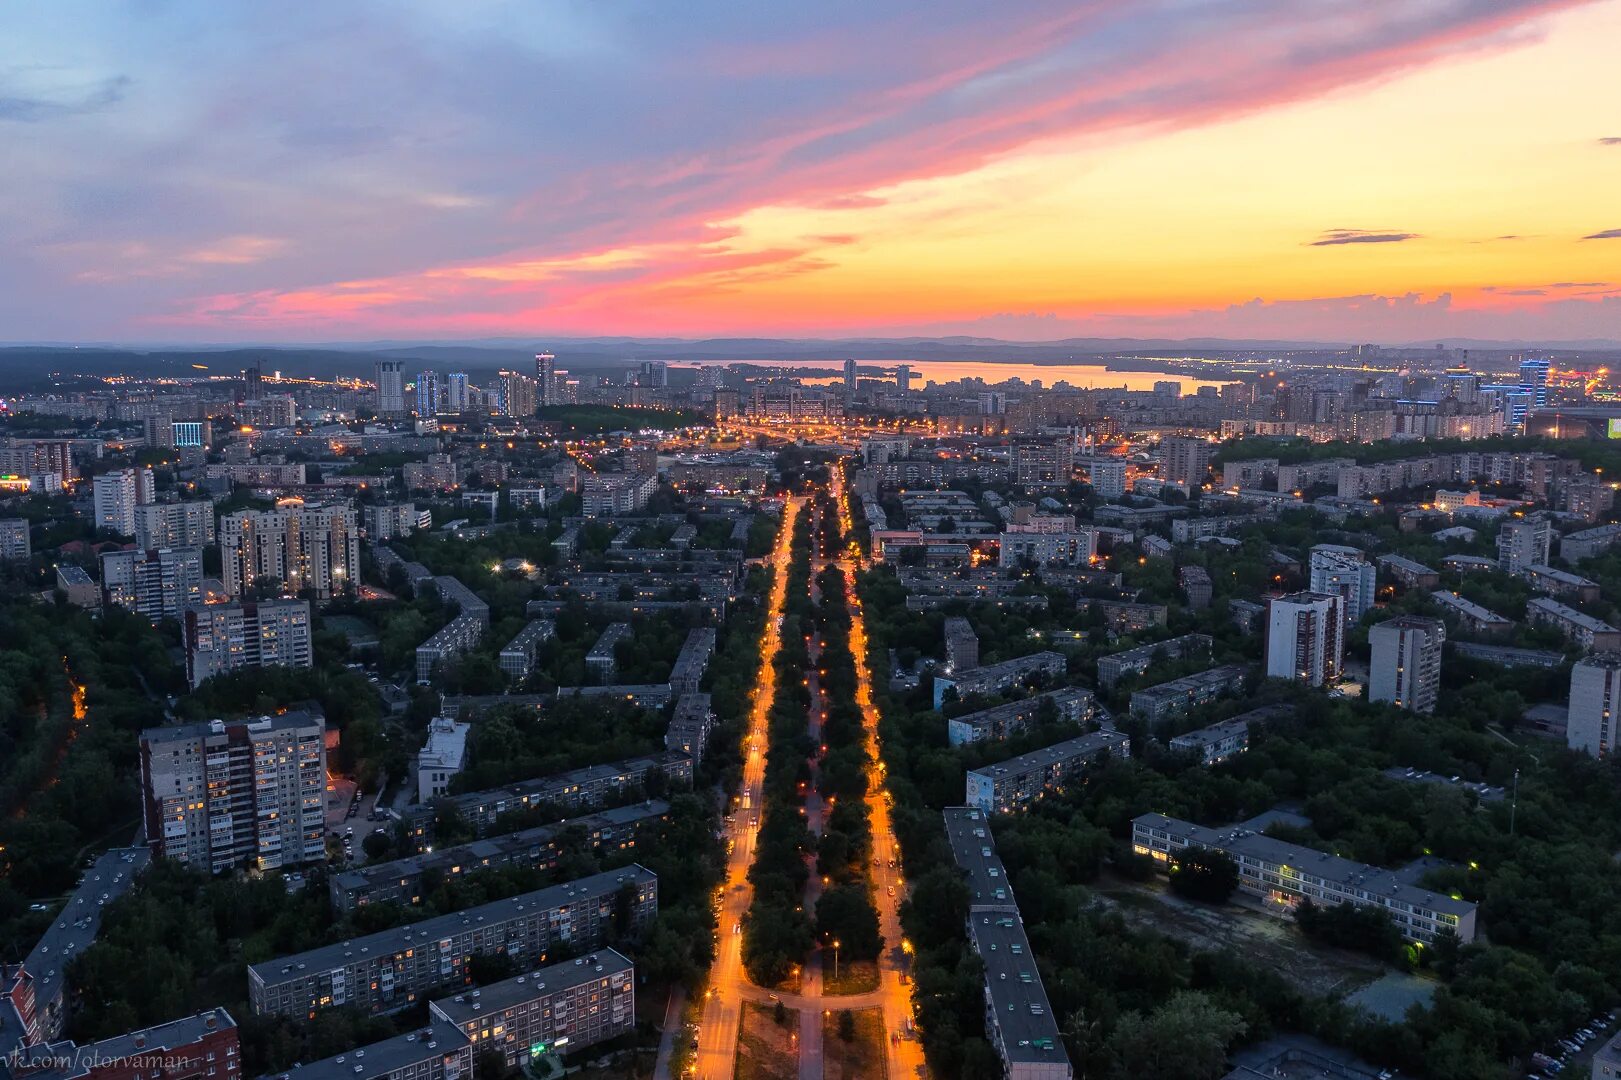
[652,986,687,1080]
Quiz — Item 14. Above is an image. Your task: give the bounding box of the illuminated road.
[695,496,803,1080]
[831,467,929,1080]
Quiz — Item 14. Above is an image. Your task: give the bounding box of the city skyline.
[4,1,1619,344]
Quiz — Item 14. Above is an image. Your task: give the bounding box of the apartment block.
[92,468,153,536]
[1559,523,1621,562]
[1129,665,1249,721]
[261,1018,471,1080]
[586,623,632,682]
[183,599,313,688]
[1308,544,1375,627]
[139,714,326,873]
[364,503,433,540]
[665,694,715,761]
[6,1008,238,1080]
[669,627,717,695]
[0,518,30,561]
[1497,514,1552,574]
[1377,554,1440,590]
[1568,653,1621,757]
[944,808,1071,1080]
[1526,596,1621,652]
[1132,813,1476,944]
[1092,600,1169,634]
[1522,564,1602,603]
[1263,593,1343,686]
[946,687,1095,747]
[997,530,1096,567]
[965,730,1130,814]
[429,950,634,1067]
[943,617,980,674]
[248,867,657,1019]
[331,803,668,913]
[406,752,693,843]
[131,501,214,552]
[219,502,360,599]
[1160,435,1213,485]
[1368,616,1445,714]
[1178,565,1213,609]
[100,546,203,619]
[1431,590,1513,637]
[404,456,460,492]
[424,576,490,625]
[415,615,486,684]
[499,619,556,680]
[580,475,657,517]
[933,651,1066,708]
[1096,634,1212,689]
[1165,709,1283,764]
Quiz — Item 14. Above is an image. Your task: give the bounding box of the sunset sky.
[4,0,1619,344]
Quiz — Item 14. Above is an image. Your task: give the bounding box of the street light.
[833,939,841,982]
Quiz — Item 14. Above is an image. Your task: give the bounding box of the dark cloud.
[1600,137,1621,145]
[1500,289,1546,296]
[1548,281,1607,288]
[1309,229,1420,247]
[0,75,130,123]
[1583,229,1621,240]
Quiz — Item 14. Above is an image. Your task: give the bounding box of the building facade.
[1263,593,1343,686]
[183,599,313,688]
[219,502,361,599]
[139,713,327,873]
[100,546,203,619]
[1368,615,1445,714]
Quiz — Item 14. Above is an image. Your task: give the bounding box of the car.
[733,921,741,934]
[28,903,49,912]
[887,886,896,896]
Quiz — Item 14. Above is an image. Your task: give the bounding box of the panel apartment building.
[138,713,326,873]
[944,807,1072,1080]
[1096,634,1212,689]
[965,730,1130,814]
[218,502,361,599]
[1132,813,1476,945]
[404,752,693,845]
[1128,665,1249,721]
[933,651,1067,708]
[183,599,313,688]
[331,803,668,913]
[248,866,657,1019]
[429,950,635,1068]
[946,687,1095,747]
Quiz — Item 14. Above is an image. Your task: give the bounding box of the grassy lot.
[736,1001,799,1080]
[822,1007,887,1080]
[820,957,879,996]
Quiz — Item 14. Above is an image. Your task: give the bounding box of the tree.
[837,1010,856,1042]
[1167,848,1239,904]
[361,829,393,860]
[1104,992,1246,1080]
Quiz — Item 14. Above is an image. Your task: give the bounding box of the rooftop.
[252,866,655,984]
[25,847,151,1013]
[430,949,632,1022]
[968,730,1130,783]
[1134,812,1475,920]
[14,1008,236,1080]
[264,1018,468,1080]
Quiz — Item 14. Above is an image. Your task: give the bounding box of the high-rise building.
[843,357,857,392]
[895,364,912,393]
[134,501,216,551]
[639,360,669,388]
[446,371,470,413]
[219,502,360,599]
[1568,652,1621,757]
[1308,544,1376,628]
[243,360,263,401]
[100,547,203,619]
[1368,615,1445,713]
[139,713,327,872]
[92,468,153,535]
[1264,592,1343,686]
[535,351,557,405]
[184,599,314,688]
[1497,514,1552,574]
[1518,357,1551,408]
[1160,436,1213,486]
[497,369,538,416]
[416,370,442,416]
[0,518,29,561]
[373,359,406,416]
[1012,438,1071,490]
[1087,459,1128,498]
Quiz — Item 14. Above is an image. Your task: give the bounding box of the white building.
[100,546,203,619]
[998,530,1096,567]
[92,467,153,536]
[0,518,29,561]
[1568,652,1621,757]
[1263,592,1343,686]
[417,717,472,802]
[1308,544,1375,628]
[219,502,361,599]
[1086,458,1127,498]
[580,475,657,517]
[363,503,431,540]
[1496,514,1551,574]
[1368,615,1445,714]
[1160,436,1213,486]
[184,599,313,688]
[139,713,327,872]
[373,359,406,416]
[134,501,216,551]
